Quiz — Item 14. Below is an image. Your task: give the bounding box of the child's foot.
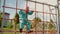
[20,29,22,33]
[28,30,33,33]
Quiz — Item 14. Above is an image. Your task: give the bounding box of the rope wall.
[0,0,58,34]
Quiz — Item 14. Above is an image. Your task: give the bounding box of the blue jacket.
[19,10,33,20]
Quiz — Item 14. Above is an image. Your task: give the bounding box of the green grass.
[0,28,20,34]
[0,24,21,34]
[3,32,14,34]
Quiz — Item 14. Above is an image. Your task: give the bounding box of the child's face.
[25,6,29,13]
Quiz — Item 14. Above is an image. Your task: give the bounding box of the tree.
[14,13,19,24]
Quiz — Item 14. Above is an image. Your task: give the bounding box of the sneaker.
[20,29,22,33]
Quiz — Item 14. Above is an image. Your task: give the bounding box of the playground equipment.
[0,0,59,34]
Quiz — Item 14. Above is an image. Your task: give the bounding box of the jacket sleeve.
[28,11,33,15]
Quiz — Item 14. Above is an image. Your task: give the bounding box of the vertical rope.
[1,0,6,34]
[55,8,57,34]
[49,5,51,34]
[42,1,44,34]
[15,0,18,34]
[35,0,37,34]
[26,0,28,34]
[26,0,28,19]
[26,0,28,7]
[16,0,18,14]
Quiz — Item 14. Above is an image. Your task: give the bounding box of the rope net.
[0,0,58,34]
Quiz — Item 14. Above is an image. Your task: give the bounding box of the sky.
[0,0,57,22]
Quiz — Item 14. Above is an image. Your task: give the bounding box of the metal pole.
[57,0,59,34]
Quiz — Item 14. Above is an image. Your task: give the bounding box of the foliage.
[34,17,41,22]
[7,22,13,28]
[31,17,41,28]
[14,13,19,24]
[48,19,56,30]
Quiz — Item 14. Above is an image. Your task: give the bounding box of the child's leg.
[20,20,24,29]
[27,21,31,31]
[19,20,25,32]
[20,22,24,29]
[27,21,33,33]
